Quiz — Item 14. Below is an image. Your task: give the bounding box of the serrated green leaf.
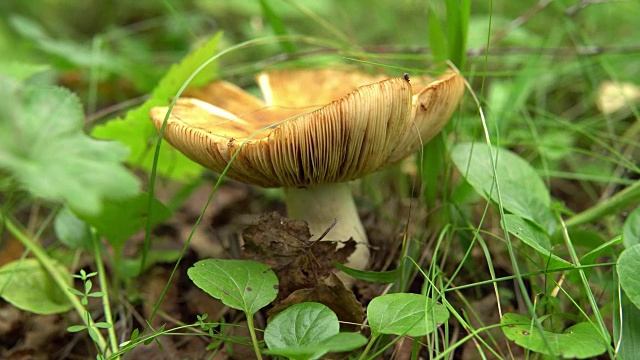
[501,313,607,358]
[502,214,572,270]
[264,302,366,360]
[187,259,278,316]
[0,76,140,215]
[9,16,121,72]
[618,244,640,309]
[451,143,555,232]
[367,293,449,337]
[92,32,222,181]
[0,259,73,315]
[78,192,172,252]
[623,206,640,248]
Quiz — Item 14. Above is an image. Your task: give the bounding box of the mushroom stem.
[285,183,370,281]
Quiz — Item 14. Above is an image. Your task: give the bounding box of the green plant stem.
[358,334,378,360]
[92,229,119,358]
[556,212,612,354]
[245,313,263,360]
[2,214,108,352]
[565,180,640,227]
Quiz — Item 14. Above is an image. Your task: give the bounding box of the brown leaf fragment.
[242,212,356,301]
[268,273,364,331]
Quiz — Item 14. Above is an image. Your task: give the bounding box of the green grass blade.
[259,0,297,53]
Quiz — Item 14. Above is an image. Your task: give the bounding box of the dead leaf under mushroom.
[241,212,356,302]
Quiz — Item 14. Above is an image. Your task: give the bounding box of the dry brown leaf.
[242,212,356,301]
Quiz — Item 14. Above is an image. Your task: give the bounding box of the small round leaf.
[264,302,366,360]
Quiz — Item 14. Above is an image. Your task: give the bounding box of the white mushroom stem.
[285,183,370,283]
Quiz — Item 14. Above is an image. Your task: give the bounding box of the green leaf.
[451,143,555,232]
[67,325,87,333]
[615,293,640,360]
[92,32,223,181]
[118,249,182,279]
[623,206,640,248]
[264,302,367,360]
[187,259,278,316]
[264,332,367,360]
[0,259,73,314]
[332,261,399,283]
[502,214,572,270]
[54,206,92,250]
[618,244,640,309]
[367,293,449,337]
[501,313,607,358]
[78,192,172,252]
[9,16,122,72]
[0,76,140,215]
[0,61,50,81]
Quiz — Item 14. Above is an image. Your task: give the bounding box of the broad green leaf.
[92,32,222,181]
[623,206,640,248]
[0,77,140,215]
[618,244,640,309]
[0,259,72,314]
[502,214,572,270]
[78,192,172,252]
[615,293,640,360]
[188,259,278,316]
[451,143,555,232]
[501,313,607,358]
[367,293,449,337]
[54,206,92,250]
[264,302,365,360]
[265,302,338,349]
[264,332,366,360]
[332,260,400,283]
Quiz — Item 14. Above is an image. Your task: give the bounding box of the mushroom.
[149,68,465,282]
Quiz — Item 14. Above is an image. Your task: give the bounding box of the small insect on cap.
[150,69,465,188]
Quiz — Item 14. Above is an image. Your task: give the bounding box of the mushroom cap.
[150,68,464,187]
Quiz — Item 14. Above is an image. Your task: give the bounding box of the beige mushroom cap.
[150,69,464,187]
